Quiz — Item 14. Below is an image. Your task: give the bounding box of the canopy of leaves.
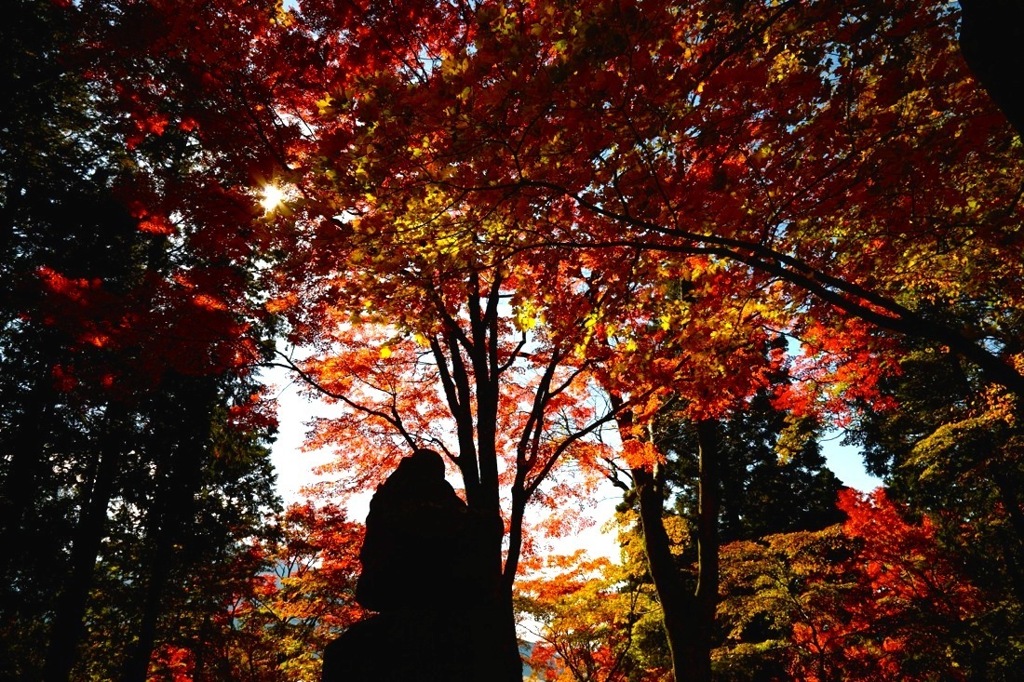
[6,0,1024,678]
[719,489,992,681]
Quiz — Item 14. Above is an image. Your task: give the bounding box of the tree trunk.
[489,574,527,682]
[435,283,524,682]
[632,464,693,680]
[0,385,52,589]
[632,419,720,682]
[43,434,121,682]
[468,501,523,682]
[121,533,174,682]
[693,420,721,680]
[991,468,1024,603]
[958,0,1024,137]
[470,452,522,680]
[121,376,216,682]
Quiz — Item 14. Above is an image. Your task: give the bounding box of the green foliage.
[654,391,844,550]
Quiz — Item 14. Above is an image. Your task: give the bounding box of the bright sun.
[260,184,287,212]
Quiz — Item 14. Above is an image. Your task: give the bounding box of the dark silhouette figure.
[322,449,488,681]
[354,449,475,612]
[958,0,1024,137]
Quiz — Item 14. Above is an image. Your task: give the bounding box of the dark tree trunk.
[632,419,721,682]
[692,420,721,680]
[0,387,52,587]
[121,532,175,682]
[464,497,523,682]
[991,469,1024,603]
[43,436,121,682]
[467,429,522,680]
[121,376,216,682]
[431,279,524,682]
[632,464,693,679]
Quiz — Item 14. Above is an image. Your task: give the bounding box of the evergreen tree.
[657,394,843,545]
[0,4,283,679]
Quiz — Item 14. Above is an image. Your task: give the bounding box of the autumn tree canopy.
[6,0,1024,679]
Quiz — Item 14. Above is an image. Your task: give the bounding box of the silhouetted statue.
[355,448,475,612]
[322,449,488,681]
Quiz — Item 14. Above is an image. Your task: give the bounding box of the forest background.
[3,1,1024,681]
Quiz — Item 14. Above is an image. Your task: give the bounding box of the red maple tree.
[789,489,982,682]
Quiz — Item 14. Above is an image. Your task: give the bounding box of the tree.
[606,382,843,682]
[89,389,282,682]
[957,0,1024,136]
[274,240,631,679]
[208,502,365,682]
[846,321,1024,676]
[270,5,1018,678]
[0,3,285,680]
[276,0,1024,400]
[271,6,1021,675]
[716,489,987,681]
[516,551,666,682]
[655,393,844,545]
[794,489,983,681]
[14,373,284,682]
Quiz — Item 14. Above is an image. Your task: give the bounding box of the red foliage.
[63,0,1024,450]
[788,489,982,681]
[147,644,194,682]
[53,4,1024,676]
[34,264,263,397]
[212,503,365,679]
